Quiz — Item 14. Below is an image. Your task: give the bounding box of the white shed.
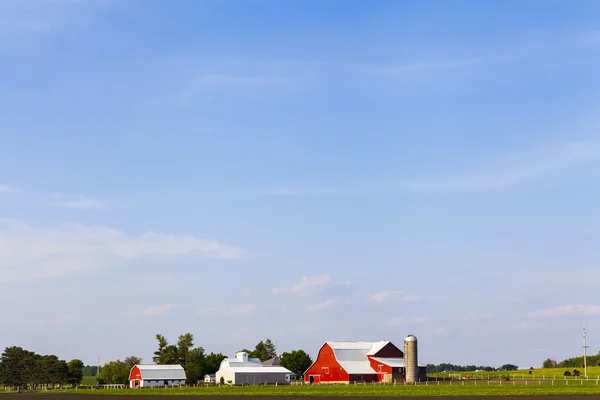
[216,351,291,385]
[204,374,216,383]
[129,364,186,388]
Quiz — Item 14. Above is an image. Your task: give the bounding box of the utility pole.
[583,322,588,379]
[97,356,101,377]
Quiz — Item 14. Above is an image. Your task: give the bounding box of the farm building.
[304,336,426,384]
[216,351,292,385]
[129,364,186,388]
[204,374,216,384]
[262,355,280,366]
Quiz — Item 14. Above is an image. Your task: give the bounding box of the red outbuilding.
[304,341,426,384]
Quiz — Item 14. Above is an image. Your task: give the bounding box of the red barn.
[304,341,426,384]
[129,364,186,388]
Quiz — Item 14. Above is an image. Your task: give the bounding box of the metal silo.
[404,334,418,383]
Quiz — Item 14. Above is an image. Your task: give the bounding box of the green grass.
[428,366,600,380]
[50,380,600,396]
[81,376,98,385]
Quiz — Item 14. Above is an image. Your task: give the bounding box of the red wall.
[373,342,404,358]
[129,366,142,380]
[304,343,349,382]
[129,366,142,387]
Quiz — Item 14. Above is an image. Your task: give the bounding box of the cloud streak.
[259,138,600,197]
[526,304,600,318]
[0,185,16,193]
[51,194,105,209]
[374,58,493,74]
[141,303,173,316]
[306,299,340,312]
[0,220,244,282]
[271,275,351,294]
[371,290,421,303]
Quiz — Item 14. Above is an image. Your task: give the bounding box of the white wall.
[141,379,186,388]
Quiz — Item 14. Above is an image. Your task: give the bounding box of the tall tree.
[264,339,277,358]
[124,356,142,369]
[66,359,84,387]
[184,347,205,384]
[280,350,313,377]
[153,334,178,364]
[203,353,227,375]
[0,346,29,388]
[177,333,194,366]
[248,339,277,361]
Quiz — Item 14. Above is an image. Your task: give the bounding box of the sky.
[1,0,600,370]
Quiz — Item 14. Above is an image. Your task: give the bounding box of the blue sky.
[1,0,600,369]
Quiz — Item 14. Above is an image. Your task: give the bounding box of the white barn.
[216,351,291,385]
[129,364,186,388]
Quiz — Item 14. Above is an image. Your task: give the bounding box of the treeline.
[543,351,600,369]
[97,333,313,385]
[426,363,519,372]
[0,346,84,389]
[1,333,314,388]
[82,365,98,376]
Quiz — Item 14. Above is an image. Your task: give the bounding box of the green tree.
[280,349,313,377]
[248,339,277,361]
[97,360,129,384]
[123,356,142,369]
[500,364,519,371]
[203,353,226,375]
[542,358,557,368]
[177,333,194,366]
[153,334,181,364]
[184,347,205,384]
[0,346,28,388]
[82,365,98,376]
[66,359,84,387]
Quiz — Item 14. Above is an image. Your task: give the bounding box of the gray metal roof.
[226,366,291,374]
[262,356,280,366]
[134,364,186,380]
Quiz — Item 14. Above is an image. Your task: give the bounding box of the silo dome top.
[404,334,417,342]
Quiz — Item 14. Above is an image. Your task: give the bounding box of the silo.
[404,335,418,383]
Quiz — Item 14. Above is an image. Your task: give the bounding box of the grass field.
[428,366,600,380]
[82,376,98,385]
[49,380,600,396]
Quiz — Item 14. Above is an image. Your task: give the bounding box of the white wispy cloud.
[141,303,173,316]
[306,299,340,312]
[51,194,105,209]
[0,0,113,36]
[371,290,421,303]
[199,303,258,317]
[375,58,492,74]
[193,74,283,87]
[526,304,600,318]
[0,185,16,193]
[388,316,429,326]
[0,220,244,282]
[259,137,600,196]
[271,274,351,294]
